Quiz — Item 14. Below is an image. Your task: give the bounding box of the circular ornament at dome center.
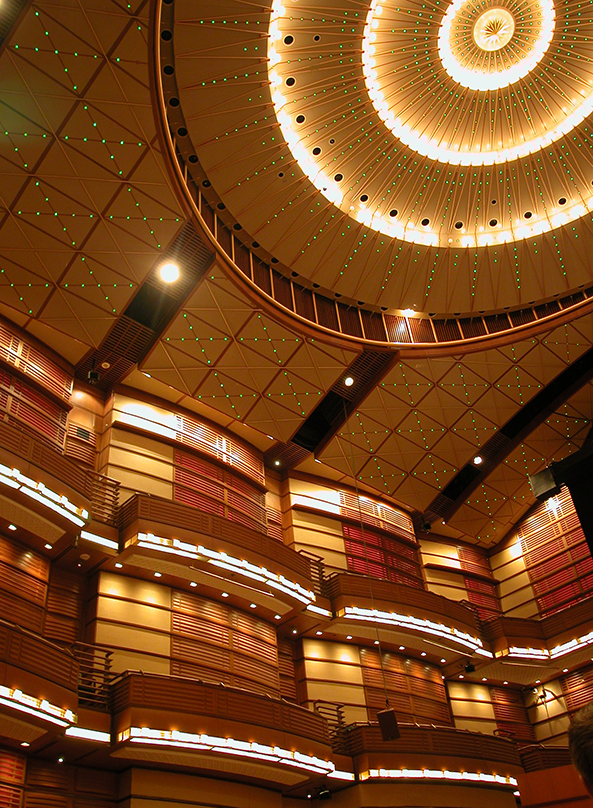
[439,0,555,91]
[472,8,515,51]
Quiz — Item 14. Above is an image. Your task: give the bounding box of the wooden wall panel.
[44,569,85,644]
[0,534,48,631]
[170,590,280,697]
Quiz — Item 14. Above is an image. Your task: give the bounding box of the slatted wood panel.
[170,590,280,696]
[516,488,593,617]
[561,664,593,713]
[0,323,72,404]
[278,638,297,702]
[360,647,452,725]
[22,759,116,808]
[177,414,265,487]
[266,507,283,542]
[340,492,415,541]
[343,524,424,589]
[0,370,68,451]
[44,570,85,644]
[173,449,267,533]
[64,423,96,467]
[490,687,535,742]
[0,535,48,629]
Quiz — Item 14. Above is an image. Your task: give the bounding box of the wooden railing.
[111,671,330,746]
[0,420,119,525]
[70,643,114,711]
[119,493,313,581]
[0,619,78,700]
[519,745,572,772]
[324,572,480,630]
[313,701,348,754]
[343,722,522,766]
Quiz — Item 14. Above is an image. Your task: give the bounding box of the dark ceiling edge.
[0,0,33,56]
[74,222,214,393]
[421,344,593,526]
[264,350,400,471]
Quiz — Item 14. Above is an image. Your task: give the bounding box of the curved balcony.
[110,671,335,787]
[0,620,78,745]
[0,420,119,531]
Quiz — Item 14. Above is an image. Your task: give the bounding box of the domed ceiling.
[171,0,593,315]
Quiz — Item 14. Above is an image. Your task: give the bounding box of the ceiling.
[1,0,593,548]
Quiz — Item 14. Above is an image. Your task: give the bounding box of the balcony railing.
[0,419,120,526]
[70,643,114,711]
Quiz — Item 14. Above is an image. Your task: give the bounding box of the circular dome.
[172,0,593,315]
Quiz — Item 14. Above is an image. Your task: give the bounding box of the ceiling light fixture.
[8,524,16,531]
[344,376,354,387]
[159,262,179,283]
[115,562,123,569]
[473,455,483,465]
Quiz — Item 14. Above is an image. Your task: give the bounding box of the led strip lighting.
[65,726,110,742]
[80,530,118,550]
[0,464,88,527]
[362,768,518,788]
[119,727,335,775]
[134,533,316,605]
[0,685,75,727]
[503,630,593,661]
[341,606,492,656]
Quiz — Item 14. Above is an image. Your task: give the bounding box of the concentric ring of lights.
[438,0,555,91]
[268,0,593,248]
[360,0,592,166]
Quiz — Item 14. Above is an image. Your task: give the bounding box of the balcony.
[0,620,78,745]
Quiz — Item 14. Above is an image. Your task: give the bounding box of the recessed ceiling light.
[115,562,123,569]
[20,742,29,747]
[250,603,257,609]
[316,630,322,635]
[399,645,405,651]
[159,262,179,283]
[421,652,426,657]
[473,455,483,465]
[143,372,151,378]
[482,677,488,682]
[274,460,280,466]
[154,572,162,578]
[190,582,197,588]
[221,592,229,598]
[374,640,380,645]
[346,635,353,640]
[344,376,354,387]
[292,628,298,634]
[274,614,281,620]
[8,524,16,531]
[503,681,509,685]
[441,658,446,663]
[58,757,64,764]
[459,674,464,679]
[44,543,53,550]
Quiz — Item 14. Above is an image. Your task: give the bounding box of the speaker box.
[377,708,400,740]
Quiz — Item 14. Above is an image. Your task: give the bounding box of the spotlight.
[159,262,179,283]
[465,662,476,674]
[473,455,483,465]
[344,376,354,387]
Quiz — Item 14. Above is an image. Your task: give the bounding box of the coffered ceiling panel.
[0,0,185,363]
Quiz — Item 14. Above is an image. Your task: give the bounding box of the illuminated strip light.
[328,770,355,781]
[80,530,118,551]
[363,768,518,788]
[65,727,110,742]
[0,464,88,527]
[551,630,593,660]
[134,533,316,605]
[507,646,550,660]
[306,604,332,617]
[342,606,491,655]
[0,686,75,727]
[119,727,335,776]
